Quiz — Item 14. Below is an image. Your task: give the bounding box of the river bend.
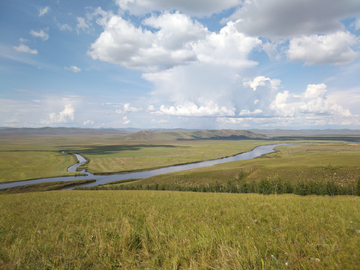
[0,144,287,190]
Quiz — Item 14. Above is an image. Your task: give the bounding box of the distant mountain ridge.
[250,129,360,136]
[0,127,130,136]
[120,129,265,141]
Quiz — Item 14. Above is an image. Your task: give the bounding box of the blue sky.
[1,0,360,129]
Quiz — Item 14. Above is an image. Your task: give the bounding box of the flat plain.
[92,143,360,190]
[0,134,272,182]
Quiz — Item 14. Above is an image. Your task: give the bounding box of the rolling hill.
[119,129,266,141]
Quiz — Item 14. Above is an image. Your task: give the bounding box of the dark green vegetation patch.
[0,179,96,195]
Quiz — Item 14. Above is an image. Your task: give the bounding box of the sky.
[1,0,360,130]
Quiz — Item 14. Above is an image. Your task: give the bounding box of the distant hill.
[0,127,131,136]
[120,129,266,141]
[250,129,360,136]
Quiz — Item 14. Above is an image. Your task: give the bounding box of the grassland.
[0,134,273,182]
[0,190,359,269]
[98,143,360,191]
[78,140,273,174]
[0,151,82,183]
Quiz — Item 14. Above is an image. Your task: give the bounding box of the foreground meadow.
[0,191,359,269]
[0,134,271,182]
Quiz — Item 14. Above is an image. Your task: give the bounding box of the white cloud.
[223,0,360,38]
[83,120,94,125]
[58,23,73,31]
[270,91,295,117]
[77,17,90,31]
[147,105,156,112]
[153,101,235,116]
[124,103,141,112]
[299,84,351,116]
[243,76,281,91]
[116,103,142,114]
[151,119,169,124]
[64,66,81,73]
[88,12,205,72]
[192,20,261,68]
[287,32,358,65]
[239,109,262,116]
[114,0,243,17]
[267,84,352,119]
[30,29,49,41]
[42,104,75,124]
[355,18,360,30]
[39,7,50,17]
[122,116,130,124]
[13,44,38,54]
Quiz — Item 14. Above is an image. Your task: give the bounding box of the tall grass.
[1,191,359,269]
[76,176,360,196]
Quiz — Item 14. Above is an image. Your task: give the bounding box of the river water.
[0,143,287,190]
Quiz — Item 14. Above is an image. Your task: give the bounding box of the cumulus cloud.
[122,116,130,124]
[30,29,49,41]
[114,0,243,17]
[88,12,205,72]
[124,103,141,112]
[239,109,262,116]
[192,21,261,67]
[243,76,281,91]
[83,120,94,125]
[115,103,142,114]
[39,7,50,17]
[41,104,75,124]
[270,91,295,117]
[223,0,360,38]
[299,84,351,116]
[267,83,352,118]
[64,66,81,73]
[13,44,38,54]
[287,32,358,65]
[153,101,235,116]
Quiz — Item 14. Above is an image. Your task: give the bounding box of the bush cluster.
[75,177,360,196]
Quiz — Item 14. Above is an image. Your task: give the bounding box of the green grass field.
[0,135,272,182]
[1,191,359,269]
[79,140,273,174]
[113,143,360,190]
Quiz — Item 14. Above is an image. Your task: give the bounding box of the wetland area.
[1,129,360,269]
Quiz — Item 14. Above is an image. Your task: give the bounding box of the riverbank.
[0,179,96,195]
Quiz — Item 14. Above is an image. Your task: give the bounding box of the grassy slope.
[0,191,359,269]
[121,143,360,188]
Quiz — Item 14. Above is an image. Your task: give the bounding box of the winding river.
[0,144,287,190]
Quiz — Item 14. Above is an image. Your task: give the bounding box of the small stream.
[0,143,288,190]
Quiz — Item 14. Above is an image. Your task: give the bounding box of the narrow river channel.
[0,144,288,190]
